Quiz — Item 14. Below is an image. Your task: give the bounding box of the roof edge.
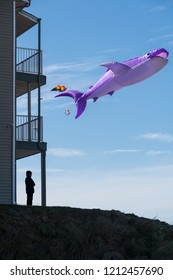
[16,0,31,11]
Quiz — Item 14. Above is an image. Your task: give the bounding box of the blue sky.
[17,0,173,223]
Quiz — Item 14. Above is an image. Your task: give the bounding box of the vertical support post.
[27,82,31,141]
[37,18,47,206]
[13,0,16,204]
[38,18,41,143]
[41,150,46,206]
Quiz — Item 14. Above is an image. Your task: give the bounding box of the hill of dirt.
[0,205,173,259]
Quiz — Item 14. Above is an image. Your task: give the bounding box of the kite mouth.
[156,51,168,59]
[147,48,169,59]
[153,48,169,59]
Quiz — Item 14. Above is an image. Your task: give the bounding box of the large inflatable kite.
[55,48,169,118]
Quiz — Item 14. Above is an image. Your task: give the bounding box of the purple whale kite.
[55,48,169,118]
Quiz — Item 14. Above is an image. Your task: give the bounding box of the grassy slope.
[0,205,173,260]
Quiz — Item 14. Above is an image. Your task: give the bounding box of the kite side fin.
[107,91,114,96]
[93,97,99,102]
[100,62,130,76]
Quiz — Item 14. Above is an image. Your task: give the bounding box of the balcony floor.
[16,72,46,97]
[16,141,47,159]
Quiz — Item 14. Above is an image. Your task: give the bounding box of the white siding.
[0,1,15,203]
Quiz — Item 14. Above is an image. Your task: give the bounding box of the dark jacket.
[25,177,35,194]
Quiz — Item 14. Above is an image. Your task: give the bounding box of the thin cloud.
[99,48,123,54]
[150,5,168,12]
[44,62,94,73]
[114,164,173,176]
[155,25,173,32]
[146,150,172,156]
[167,40,173,46]
[47,168,66,173]
[47,148,86,157]
[139,133,173,143]
[103,149,141,155]
[147,33,173,43]
[103,148,173,157]
[43,57,103,74]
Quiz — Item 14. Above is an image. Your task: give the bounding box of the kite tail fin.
[75,97,87,119]
[55,89,87,119]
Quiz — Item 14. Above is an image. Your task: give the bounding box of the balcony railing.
[16,115,43,142]
[16,47,42,74]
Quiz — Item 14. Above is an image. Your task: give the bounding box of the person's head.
[26,170,32,177]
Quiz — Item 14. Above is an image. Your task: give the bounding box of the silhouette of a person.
[25,170,35,206]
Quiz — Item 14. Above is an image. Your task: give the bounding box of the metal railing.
[16,115,43,142]
[16,47,42,74]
